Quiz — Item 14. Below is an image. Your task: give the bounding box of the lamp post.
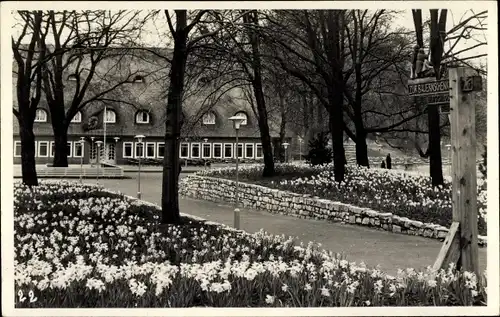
[445,144,452,175]
[184,137,189,168]
[114,137,120,164]
[135,135,145,199]
[203,138,209,169]
[282,142,290,163]
[229,115,246,230]
[95,141,103,185]
[91,136,95,166]
[298,136,303,162]
[79,137,85,183]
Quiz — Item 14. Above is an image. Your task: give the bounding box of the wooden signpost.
[408,77,451,113]
[408,67,481,277]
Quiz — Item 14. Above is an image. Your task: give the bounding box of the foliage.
[305,132,333,166]
[201,163,487,235]
[479,144,487,181]
[14,181,486,307]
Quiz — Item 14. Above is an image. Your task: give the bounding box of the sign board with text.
[408,77,450,114]
[408,78,449,96]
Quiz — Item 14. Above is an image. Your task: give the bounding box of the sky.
[137,8,488,65]
[10,7,488,66]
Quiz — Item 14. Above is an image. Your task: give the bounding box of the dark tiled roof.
[12,46,282,139]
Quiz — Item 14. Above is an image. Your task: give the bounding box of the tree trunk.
[161,11,188,224]
[428,104,444,186]
[353,61,369,167]
[328,85,346,182]
[246,11,275,177]
[53,133,69,167]
[254,81,275,175]
[355,128,369,167]
[325,10,346,182]
[50,103,69,167]
[19,124,38,186]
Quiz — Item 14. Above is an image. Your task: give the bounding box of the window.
[202,112,216,125]
[135,142,145,158]
[133,75,145,83]
[180,143,189,158]
[74,141,84,158]
[191,143,200,158]
[223,143,233,158]
[202,143,211,158]
[213,143,222,159]
[34,109,48,122]
[136,111,150,124]
[38,141,49,157]
[199,76,210,85]
[236,143,244,158]
[71,111,82,123]
[49,141,55,157]
[104,109,116,123]
[245,143,254,159]
[157,142,165,158]
[146,142,156,158]
[67,142,73,158]
[234,111,248,125]
[123,142,133,158]
[14,141,21,157]
[68,74,78,81]
[255,143,263,158]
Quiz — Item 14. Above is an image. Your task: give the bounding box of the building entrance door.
[100,143,116,165]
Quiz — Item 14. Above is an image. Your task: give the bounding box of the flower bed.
[14,181,486,307]
[197,163,487,236]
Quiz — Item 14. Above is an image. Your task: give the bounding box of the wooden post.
[433,221,461,272]
[448,67,479,276]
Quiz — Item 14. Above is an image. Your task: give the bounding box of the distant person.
[381,160,386,169]
[386,153,392,169]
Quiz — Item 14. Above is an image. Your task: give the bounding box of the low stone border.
[179,175,487,247]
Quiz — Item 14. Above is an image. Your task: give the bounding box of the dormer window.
[234,111,248,125]
[34,108,48,122]
[136,110,150,124]
[104,109,116,123]
[68,74,78,81]
[71,111,82,123]
[133,75,145,83]
[199,76,211,85]
[202,111,216,125]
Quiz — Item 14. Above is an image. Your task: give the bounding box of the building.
[12,47,291,166]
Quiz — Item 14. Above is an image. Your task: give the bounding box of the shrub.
[305,132,333,166]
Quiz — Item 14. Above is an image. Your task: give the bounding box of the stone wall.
[179,175,487,247]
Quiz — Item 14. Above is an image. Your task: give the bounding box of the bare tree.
[341,10,421,167]
[35,10,154,167]
[160,10,245,223]
[12,10,49,185]
[201,10,276,176]
[263,10,347,181]
[411,9,487,186]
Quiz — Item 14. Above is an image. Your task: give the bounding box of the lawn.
[198,163,488,236]
[13,180,486,307]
